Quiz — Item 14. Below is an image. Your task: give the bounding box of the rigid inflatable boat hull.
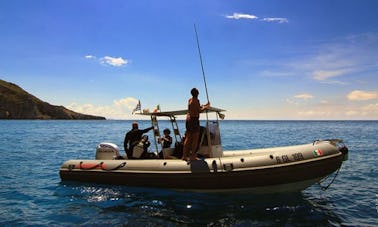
[60,150,344,193]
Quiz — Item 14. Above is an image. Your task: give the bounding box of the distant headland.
[0,79,105,120]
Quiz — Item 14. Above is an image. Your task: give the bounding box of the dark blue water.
[0,120,377,226]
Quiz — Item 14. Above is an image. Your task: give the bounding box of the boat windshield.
[136,106,226,158]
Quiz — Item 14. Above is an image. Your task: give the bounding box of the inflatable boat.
[59,107,349,193]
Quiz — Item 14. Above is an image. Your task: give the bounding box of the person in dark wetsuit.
[182,88,210,161]
[124,122,154,159]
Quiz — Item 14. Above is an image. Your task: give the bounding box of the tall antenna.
[194,24,212,157]
[194,24,210,104]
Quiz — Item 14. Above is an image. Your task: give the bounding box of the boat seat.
[162,148,175,159]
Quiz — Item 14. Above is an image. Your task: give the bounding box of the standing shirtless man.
[182,88,210,161]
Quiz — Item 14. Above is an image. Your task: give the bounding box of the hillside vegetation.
[0,79,105,120]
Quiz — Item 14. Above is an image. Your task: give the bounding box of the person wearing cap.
[124,122,154,159]
[182,88,210,161]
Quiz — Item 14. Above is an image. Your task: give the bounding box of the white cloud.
[345,103,378,117]
[100,56,128,67]
[312,70,345,81]
[362,103,378,112]
[113,97,139,109]
[261,17,288,23]
[229,100,378,120]
[347,90,378,101]
[259,33,378,85]
[225,13,288,24]
[85,55,96,59]
[225,13,258,20]
[308,33,378,84]
[286,94,314,106]
[85,55,129,67]
[286,93,314,107]
[298,110,332,117]
[345,110,359,116]
[294,93,314,100]
[291,98,378,119]
[67,97,139,119]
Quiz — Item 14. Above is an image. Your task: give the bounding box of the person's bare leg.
[189,132,199,160]
[182,133,192,160]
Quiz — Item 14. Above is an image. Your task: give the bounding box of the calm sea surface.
[0,120,377,226]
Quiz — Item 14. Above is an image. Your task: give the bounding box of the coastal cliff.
[0,79,105,120]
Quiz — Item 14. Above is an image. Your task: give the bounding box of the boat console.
[95,142,120,160]
[198,121,223,158]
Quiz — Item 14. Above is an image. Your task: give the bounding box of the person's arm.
[201,101,210,111]
[123,133,129,152]
[141,126,154,134]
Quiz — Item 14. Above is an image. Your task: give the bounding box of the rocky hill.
[0,79,105,120]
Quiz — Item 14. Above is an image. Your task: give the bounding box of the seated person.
[158,128,172,158]
[134,135,158,159]
[123,122,154,159]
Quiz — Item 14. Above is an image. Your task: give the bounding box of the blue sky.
[1,0,377,120]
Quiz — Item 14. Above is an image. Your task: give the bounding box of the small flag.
[153,104,160,113]
[313,149,323,157]
[132,100,141,114]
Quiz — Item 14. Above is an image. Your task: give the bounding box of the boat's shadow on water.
[56,182,342,226]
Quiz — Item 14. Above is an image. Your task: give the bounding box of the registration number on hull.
[276,153,304,164]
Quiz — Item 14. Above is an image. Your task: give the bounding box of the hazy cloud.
[100,56,128,67]
[113,97,139,109]
[85,55,129,67]
[311,70,348,84]
[298,110,332,117]
[84,55,96,59]
[225,12,288,23]
[346,103,378,117]
[294,93,314,100]
[225,13,258,20]
[362,103,378,112]
[67,97,139,119]
[261,17,288,23]
[347,90,378,101]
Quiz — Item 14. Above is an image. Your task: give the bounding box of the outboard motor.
[96,142,120,160]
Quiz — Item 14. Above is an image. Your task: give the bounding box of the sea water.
[0,120,377,226]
